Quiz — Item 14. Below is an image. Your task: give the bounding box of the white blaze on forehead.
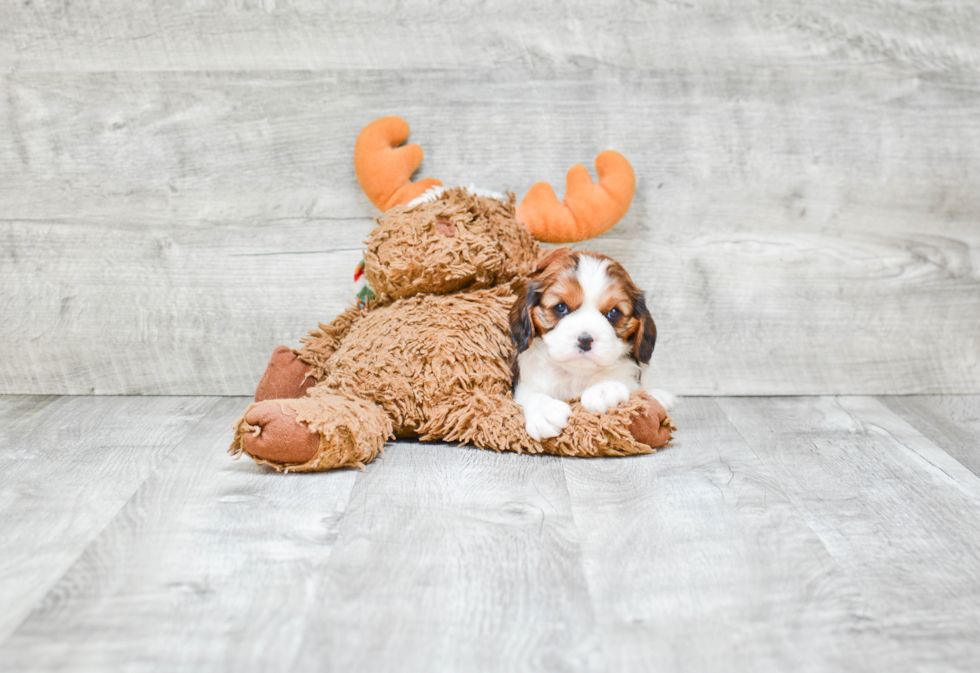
[537,252,629,371]
[573,255,613,310]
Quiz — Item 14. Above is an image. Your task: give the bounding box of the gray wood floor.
[1,395,979,672]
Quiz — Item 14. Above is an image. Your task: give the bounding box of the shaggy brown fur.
[364,190,539,301]
[229,188,674,472]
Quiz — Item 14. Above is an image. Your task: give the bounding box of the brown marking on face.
[596,257,644,339]
[542,274,584,312]
[529,306,552,336]
[529,252,583,334]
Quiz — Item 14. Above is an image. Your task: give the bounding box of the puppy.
[509,249,673,441]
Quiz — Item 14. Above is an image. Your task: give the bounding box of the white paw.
[648,388,677,411]
[581,380,631,414]
[523,397,573,441]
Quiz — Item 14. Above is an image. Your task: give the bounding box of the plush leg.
[230,392,393,472]
[254,346,316,402]
[421,390,674,458]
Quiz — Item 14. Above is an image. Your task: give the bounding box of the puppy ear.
[509,281,540,354]
[630,293,657,365]
[534,247,573,275]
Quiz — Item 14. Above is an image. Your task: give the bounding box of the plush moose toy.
[229,117,675,472]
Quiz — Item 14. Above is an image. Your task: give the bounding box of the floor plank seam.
[558,458,612,673]
[842,397,980,504]
[710,396,879,620]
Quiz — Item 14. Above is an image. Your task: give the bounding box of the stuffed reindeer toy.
[230,117,674,472]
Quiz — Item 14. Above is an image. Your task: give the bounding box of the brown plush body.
[230,189,674,472]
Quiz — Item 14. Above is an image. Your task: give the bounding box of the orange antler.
[516,151,635,243]
[354,116,443,211]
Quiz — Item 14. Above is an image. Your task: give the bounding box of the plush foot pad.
[240,401,320,465]
[629,394,676,448]
[255,346,315,402]
[230,393,394,473]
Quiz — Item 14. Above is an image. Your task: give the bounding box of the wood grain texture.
[878,395,980,478]
[3,394,980,669]
[715,396,980,671]
[0,394,215,643]
[0,394,60,424]
[2,3,979,396]
[0,397,361,671]
[563,397,885,672]
[1,1,977,73]
[2,65,978,395]
[0,433,602,672]
[5,70,980,224]
[290,443,602,672]
[0,218,369,394]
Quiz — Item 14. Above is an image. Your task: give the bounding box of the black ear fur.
[509,281,540,355]
[509,281,541,388]
[630,293,657,365]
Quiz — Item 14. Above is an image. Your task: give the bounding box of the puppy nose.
[577,333,594,351]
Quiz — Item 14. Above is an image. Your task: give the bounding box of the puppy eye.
[553,302,570,318]
[605,307,622,323]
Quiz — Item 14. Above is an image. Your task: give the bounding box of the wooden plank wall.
[1,1,978,395]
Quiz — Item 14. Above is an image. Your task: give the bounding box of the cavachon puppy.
[510,249,674,441]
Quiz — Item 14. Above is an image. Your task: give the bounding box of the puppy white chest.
[517,341,640,401]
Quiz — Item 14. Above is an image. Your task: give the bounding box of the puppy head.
[510,250,656,370]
